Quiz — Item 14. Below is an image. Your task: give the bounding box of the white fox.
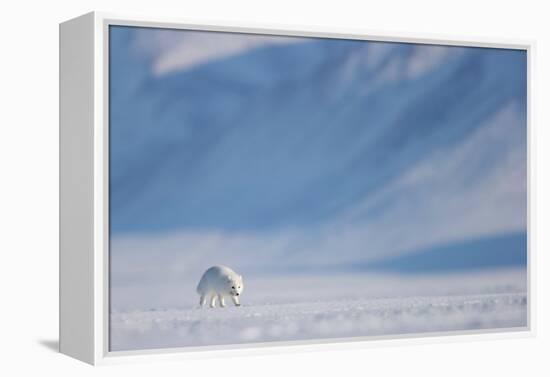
[197,265,244,308]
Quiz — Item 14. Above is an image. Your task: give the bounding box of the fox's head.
[226,275,244,297]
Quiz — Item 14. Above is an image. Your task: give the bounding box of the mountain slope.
[109,30,527,235]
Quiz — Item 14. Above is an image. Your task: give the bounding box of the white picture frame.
[59,11,534,365]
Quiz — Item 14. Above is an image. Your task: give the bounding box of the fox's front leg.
[231,295,241,307]
[209,294,217,308]
[218,294,226,308]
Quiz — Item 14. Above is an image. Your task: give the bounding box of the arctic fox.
[197,265,244,308]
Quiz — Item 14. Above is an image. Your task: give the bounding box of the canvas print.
[108,25,528,352]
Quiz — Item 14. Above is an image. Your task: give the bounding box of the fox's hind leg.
[199,294,206,307]
[218,294,226,307]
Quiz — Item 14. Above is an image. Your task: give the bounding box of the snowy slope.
[108,27,527,282]
[109,28,526,235]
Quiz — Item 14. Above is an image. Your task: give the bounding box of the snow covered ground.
[110,269,527,351]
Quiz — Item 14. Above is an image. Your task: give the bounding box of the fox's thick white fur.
[197,265,244,308]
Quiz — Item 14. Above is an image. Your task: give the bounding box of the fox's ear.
[240,275,243,280]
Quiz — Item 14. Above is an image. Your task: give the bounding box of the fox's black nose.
[236,293,240,296]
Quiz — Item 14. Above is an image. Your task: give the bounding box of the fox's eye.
[232,286,235,289]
